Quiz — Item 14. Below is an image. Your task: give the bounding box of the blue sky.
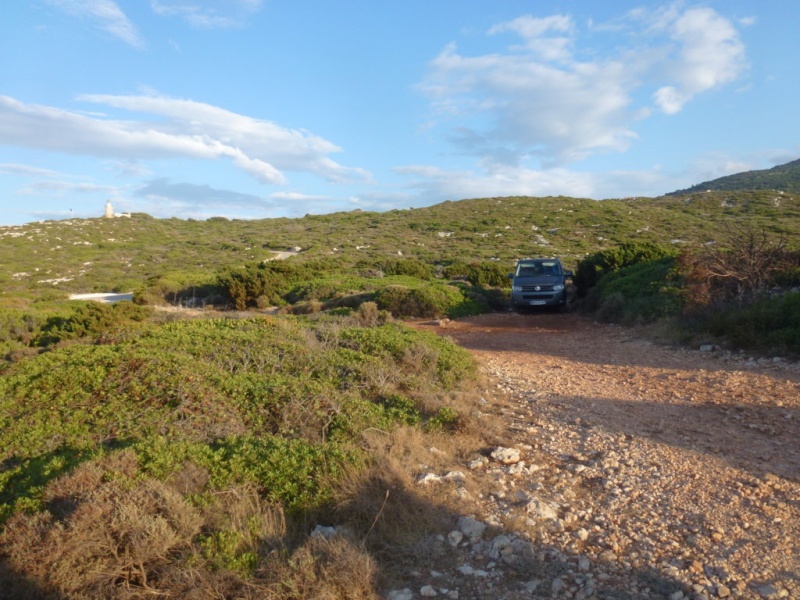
[1,1,798,226]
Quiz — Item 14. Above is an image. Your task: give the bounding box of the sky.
[1,1,798,226]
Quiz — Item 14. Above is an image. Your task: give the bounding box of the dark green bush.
[371,258,434,280]
[575,242,676,296]
[444,260,511,288]
[588,257,683,323]
[374,283,479,319]
[1,315,476,520]
[703,292,800,355]
[34,302,152,346]
[216,259,355,309]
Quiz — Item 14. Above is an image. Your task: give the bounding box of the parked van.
[509,258,574,309]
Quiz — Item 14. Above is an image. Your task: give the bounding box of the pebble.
[420,585,437,597]
[491,447,521,464]
[383,337,800,600]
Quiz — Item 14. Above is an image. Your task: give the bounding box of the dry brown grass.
[263,535,379,600]
[0,381,494,599]
[1,451,202,598]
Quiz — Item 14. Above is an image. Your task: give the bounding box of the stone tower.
[104,199,114,218]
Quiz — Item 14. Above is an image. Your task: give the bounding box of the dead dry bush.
[1,451,202,598]
[681,223,791,309]
[264,535,379,600]
[333,462,450,549]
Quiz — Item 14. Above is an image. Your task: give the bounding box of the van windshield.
[515,261,561,277]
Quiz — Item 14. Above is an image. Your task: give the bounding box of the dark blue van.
[509,258,574,309]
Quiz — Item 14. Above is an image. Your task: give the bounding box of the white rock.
[457,565,474,576]
[454,487,472,500]
[447,530,463,546]
[417,473,443,485]
[525,498,559,520]
[577,556,591,571]
[387,589,414,600]
[491,447,521,464]
[523,580,541,593]
[488,534,514,559]
[444,471,466,483]
[467,457,488,469]
[420,585,437,597]
[311,525,337,539]
[457,516,486,542]
[507,461,527,476]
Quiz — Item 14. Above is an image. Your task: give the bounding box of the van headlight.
[511,285,523,292]
[552,284,564,291]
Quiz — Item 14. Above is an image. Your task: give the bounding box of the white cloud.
[420,4,747,165]
[78,94,369,182]
[137,178,270,210]
[0,94,368,186]
[421,42,638,165]
[18,180,119,196]
[488,15,574,62]
[45,0,145,49]
[395,163,596,200]
[270,191,331,202]
[651,7,747,114]
[150,0,263,28]
[0,163,64,178]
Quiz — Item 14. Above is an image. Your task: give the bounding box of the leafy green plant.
[0,314,475,523]
[34,301,152,346]
[589,257,683,323]
[702,292,800,355]
[373,282,483,319]
[575,242,677,296]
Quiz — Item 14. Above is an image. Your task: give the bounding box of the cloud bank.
[0,94,368,186]
[420,5,747,167]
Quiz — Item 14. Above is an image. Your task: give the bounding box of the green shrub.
[371,258,434,280]
[588,257,683,323]
[374,283,482,319]
[703,292,800,355]
[575,242,676,296]
[1,314,475,522]
[34,301,152,346]
[444,260,511,288]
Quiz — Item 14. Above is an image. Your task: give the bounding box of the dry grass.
[264,536,379,600]
[0,382,495,599]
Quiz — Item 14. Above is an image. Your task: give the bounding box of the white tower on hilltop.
[104,199,114,218]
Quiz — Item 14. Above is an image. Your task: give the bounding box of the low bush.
[1,314,475,523]
[575,242,676,296]
[702,292,800,355]
[373,283,483,319]
[33,301,152,347]
[443,260,511,288]
[0,310,477,598]
[370,258,434,280]
[588,257,683,323]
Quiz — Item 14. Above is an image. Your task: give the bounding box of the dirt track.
[410,312,800,599]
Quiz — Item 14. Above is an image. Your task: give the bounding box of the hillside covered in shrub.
[1,185,800,597]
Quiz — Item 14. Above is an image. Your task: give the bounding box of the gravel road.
[397,312,800,600]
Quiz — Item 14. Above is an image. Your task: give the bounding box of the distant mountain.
[666,158,800,195]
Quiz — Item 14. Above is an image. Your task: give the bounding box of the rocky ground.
[389,312,800,600]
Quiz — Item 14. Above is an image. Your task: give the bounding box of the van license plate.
[530,300,546,306]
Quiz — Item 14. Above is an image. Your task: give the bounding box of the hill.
[666,157,800,195]
[1,190,799,299]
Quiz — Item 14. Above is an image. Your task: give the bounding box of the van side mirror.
[564,270,573,277]
[507,273,514,279]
